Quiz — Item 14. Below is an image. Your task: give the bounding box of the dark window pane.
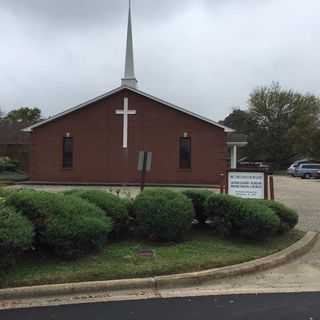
[63,137,73,168]
[179,137,191,169]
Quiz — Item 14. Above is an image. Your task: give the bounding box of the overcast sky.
[0,0,319,121]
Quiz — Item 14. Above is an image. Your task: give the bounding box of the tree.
[221,83,320,168]
[249,83,320,167]
[220,108,252,133]
[3,107,41,124]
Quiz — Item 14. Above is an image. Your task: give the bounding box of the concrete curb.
[0,231,317,301]
[155,231,318,289]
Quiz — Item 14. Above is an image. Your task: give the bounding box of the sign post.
[227,170,268,200]
[138,151,152,192]
[269,175,275,201]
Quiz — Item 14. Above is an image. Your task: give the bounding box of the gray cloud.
[0,0,320,121]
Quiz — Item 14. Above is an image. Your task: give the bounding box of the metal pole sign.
[138,151,152,191]
[226,169,268,200]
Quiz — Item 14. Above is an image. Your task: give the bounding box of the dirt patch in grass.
[0,229,304,289]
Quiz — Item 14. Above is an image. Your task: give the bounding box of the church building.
[24,3,245,186]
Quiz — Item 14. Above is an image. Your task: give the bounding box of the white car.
[287,164,297,176]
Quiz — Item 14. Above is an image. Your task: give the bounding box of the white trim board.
[227,142,248,147]
[23,86,234,133]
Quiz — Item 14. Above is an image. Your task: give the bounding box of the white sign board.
[228,171,265,199]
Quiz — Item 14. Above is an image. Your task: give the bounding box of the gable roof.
[23,86,234,133]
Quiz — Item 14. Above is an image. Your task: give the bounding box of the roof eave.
[227,142,248,146]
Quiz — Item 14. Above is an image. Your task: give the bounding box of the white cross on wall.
[115,97,136,149]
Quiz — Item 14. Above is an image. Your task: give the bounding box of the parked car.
[294,163,320,179]
[287,159,319,176]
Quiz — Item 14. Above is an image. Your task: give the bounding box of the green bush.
[133,189,194,242]
[122,197,134,217]
[182,190,213,224]
[6,190,113,258]
[0,204,33,269]
[205,193,240,235]
[0,157,20,172]
[234,200,280,240]
[205,194,280,240]
[44,196,113,258]
[6,189,60,245]
[63,190,129,238]
[256,200,298,233]
[0,187,16,198]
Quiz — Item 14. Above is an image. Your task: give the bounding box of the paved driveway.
[274,176,320,232]
[161,176,320,296]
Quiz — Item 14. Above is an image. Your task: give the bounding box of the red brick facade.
[30,88,228,185]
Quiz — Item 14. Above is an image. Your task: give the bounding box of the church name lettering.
[228,172,265,199]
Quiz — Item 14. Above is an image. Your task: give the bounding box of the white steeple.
[121,0,138,89]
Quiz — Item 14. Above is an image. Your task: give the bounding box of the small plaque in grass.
[137,249,155,258]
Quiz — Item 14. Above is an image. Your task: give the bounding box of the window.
[302,164,320,169]
[179,137,191,169]
[63,137,73,168]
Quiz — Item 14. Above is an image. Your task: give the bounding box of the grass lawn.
[0,229,304,289]
[0,171,28,183]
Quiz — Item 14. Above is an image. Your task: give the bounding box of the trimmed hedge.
[6,190,113,259]
[45,196,113,258]
[234,201,280,240]
[63,190,130,238]
[0,157,20,172]
[0,187,15,198]
[133,189,194,242]
[0,203,33,269]
[182,190,213,224]
[256,200,299,233]
[6,189,62,245]
[205,194,280,240]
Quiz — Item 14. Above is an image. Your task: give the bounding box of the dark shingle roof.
[227,133,248,143]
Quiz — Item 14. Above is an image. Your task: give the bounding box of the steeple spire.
[121,0,138,89]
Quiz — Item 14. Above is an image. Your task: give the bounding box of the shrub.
[205,194,280,240]
[7,190,113,258]
[0,157,20,172]
[0,187,16,198]
[63,190,129,238]
[234,200,280,240]
[182,190,213,224]
[6,189,60,245]
[205,193,240,235]
[44,196,112,258]
[122,197,134,217]
[133,189,194,242]
[0,204,33,269]
[256,200,298,233]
